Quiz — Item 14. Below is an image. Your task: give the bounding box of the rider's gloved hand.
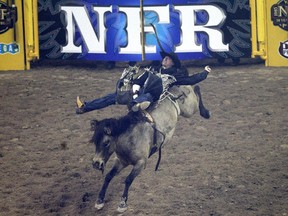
[132,84,140,99]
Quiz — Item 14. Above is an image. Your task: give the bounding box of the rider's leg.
[76,92,117,114]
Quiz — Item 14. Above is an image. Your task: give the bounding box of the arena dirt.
[0,59,287,216]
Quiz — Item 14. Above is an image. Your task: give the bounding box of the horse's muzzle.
[92,159,105,173]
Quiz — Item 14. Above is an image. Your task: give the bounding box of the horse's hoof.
[95,201,104,210]
[117,206,127,213]
[117,200,127,213]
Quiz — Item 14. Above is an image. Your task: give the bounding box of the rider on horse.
[75,52,211,114]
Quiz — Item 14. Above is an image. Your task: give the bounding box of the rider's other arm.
[172,66,211,86]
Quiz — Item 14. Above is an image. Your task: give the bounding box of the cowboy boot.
[131,93,153,112]
[76,96,86,114]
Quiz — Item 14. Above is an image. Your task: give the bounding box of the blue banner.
[38,0,251,61]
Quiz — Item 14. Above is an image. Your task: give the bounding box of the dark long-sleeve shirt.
[172,70,209,86]
[158,66,209,86]
[132,66,209,101]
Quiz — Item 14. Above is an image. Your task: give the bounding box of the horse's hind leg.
[95,159,125,210]
[117,159,146,213]
[194,85,210,119]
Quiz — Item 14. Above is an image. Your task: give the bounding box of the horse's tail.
[154,126,165,171]
[194,85,211,119]
[155,147,162,171]
[147,122,165,171]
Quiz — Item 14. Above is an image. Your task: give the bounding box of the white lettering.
[174,5,229,52]
[60,6,112,53]
[8,44,13,52]
[60,5,229,55]
[279,6,287,17]
[0,9,7,20]
[117,7,141,54]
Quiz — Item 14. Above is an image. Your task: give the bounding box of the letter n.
[60,6,112,53]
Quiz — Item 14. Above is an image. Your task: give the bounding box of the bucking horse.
[89,71,210,212]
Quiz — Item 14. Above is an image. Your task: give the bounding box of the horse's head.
[90,119,117,173]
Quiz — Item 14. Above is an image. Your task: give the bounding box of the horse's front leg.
[117,159,146,213]
[95,158,125,210]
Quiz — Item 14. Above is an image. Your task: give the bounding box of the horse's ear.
[103,126,112,135]
[90,120,99,131]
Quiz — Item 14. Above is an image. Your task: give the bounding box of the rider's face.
[162,56,174,69]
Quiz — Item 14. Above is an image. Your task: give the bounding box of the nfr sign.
[38,0,251,61]
[61,5,228,55]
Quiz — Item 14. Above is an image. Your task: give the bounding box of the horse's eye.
[103,140,110,148]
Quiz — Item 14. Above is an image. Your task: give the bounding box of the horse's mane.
[91,112,145,144]
[112,112,145,136]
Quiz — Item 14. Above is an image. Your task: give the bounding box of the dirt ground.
[0,58,287,216]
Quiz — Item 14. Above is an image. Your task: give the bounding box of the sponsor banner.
[38,0,251,61]
[271,0,288,31]
[0,1,17,34]
[0,42,19,54]
[279,40,288,58]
